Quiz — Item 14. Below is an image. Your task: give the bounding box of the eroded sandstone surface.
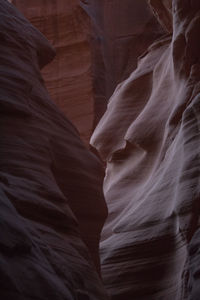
[91,0,200,299]
[2,0,200,299]
[14,0,164,134]
[0,1,107,299]
[13,0,94,145]
[81,0,164,125]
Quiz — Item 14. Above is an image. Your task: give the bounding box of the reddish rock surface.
[13,0,94,145]
[91,0,200,299]
[14,0,163,131]
[0,1,107,299]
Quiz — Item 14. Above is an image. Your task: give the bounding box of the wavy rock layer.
[81,0,164,125]
[14,0,93,145]
[0,1,107,299]
[15,0,164,133]
[91,0,200,299]
[188,228,200,300]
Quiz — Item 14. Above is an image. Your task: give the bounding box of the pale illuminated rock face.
[81,0,164,125]
[14,0,93,145]
[0,1,107,299]
[91,0,200,299]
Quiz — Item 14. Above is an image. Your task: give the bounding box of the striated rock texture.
[13,0,94,145]
[91,0,200,299]
[188,228,200,300]
[81,0,164,125]
[148,0,173,33]
[0,1,108,299]
[14,0,164,133]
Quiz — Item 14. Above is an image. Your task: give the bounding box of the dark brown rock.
[14,0,163,131]
[0,1,107,299]
[188,229,200,300]
[13,0,94,145]
[148,0,172,33]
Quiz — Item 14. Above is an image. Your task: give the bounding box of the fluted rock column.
[91,0,200,299]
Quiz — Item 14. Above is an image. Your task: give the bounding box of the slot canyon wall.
[0,1,108,299]
[80,0,164,125]
[12,0,94,145]
[13,0,164,135]
[91,0,200,299]
[1,0,200,300]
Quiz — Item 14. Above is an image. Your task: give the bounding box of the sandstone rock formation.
[188,228,200,300]
[81,0,164,125]
[0,1,107,299]
[13,0,94,145]
[14,0,163,135]
[148,0,172,33]
[91,0,200,299]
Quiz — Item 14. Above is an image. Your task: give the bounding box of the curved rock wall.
[14,0,164,133]
[91,0,200,299]
[3,0,200,299]
[13,0,94,145]
[81,0,164,125]
[0,1,107,299]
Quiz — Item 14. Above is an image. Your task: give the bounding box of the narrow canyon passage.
[1,0,200,300]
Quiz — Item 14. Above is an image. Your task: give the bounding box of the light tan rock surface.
[91,0,200,299]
